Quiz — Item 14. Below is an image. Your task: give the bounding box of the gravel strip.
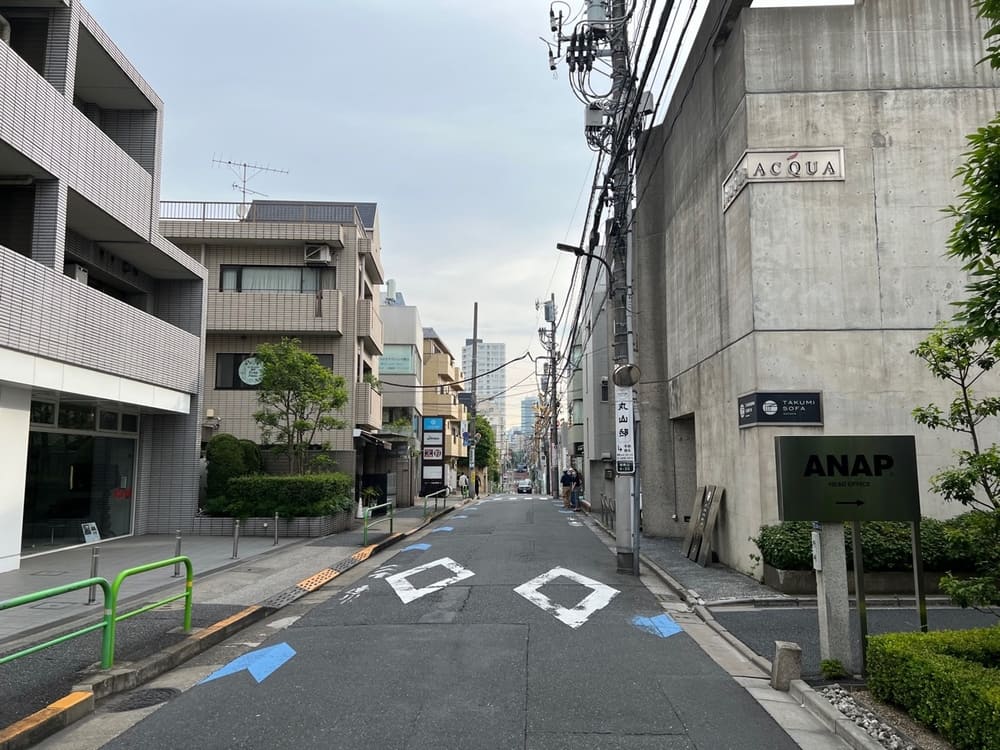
[818,684,957,750]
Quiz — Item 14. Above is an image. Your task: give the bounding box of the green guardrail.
[0,555,193,669]
[421,488,449,518]
[363,501,395,545]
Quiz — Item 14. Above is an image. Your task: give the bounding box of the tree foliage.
[945,1,1000,337]
[252,338,348,475]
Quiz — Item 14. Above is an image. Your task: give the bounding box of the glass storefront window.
[59,403,96,431]
[99,411,119,431]
[22,432,136,550]
[121,413,138,433]
[30,401,55,424]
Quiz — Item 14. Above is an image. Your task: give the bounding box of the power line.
[380,351,533,390]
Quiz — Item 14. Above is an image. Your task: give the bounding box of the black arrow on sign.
[835,500,865,506]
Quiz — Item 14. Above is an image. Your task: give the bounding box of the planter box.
[763,564,950,596]
[191,507,354,537]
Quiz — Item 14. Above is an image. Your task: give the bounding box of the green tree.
[252,338,348,475]
[945,0,1000,337]
[912,324,1000,609]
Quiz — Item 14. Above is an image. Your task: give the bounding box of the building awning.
[353,429,391,451]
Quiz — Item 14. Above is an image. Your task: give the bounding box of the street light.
[556,243,613,289]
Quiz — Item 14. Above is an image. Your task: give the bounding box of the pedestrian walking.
[560,469,574,508]
[571,470,583,511]
[458,473,469,498]
[474,473,481,498]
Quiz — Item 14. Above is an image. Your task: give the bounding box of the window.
[121,414,139,433]
[30,400,55,425]
[99,410,120,431]
[220,266,335,293]
[215,353,333,390]
[59,403,96,430]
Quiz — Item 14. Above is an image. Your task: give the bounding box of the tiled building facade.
[0,0,206,571]
[160,200,389,495]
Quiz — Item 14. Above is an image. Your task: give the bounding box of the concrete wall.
[635,0,1000,574]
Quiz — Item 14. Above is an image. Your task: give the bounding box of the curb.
[0,503,458,750]
[636,550,884,750]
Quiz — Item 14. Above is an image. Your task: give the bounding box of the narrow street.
[40,495,808,750]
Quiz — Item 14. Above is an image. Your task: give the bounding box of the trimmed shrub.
[867,626,1000,750]
[206,433,246,499]
[239,439,263,475]
[752,515,985,572]
[226,472,352,519]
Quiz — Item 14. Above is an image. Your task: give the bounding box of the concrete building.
[0,1,206,571]
[160,199,389,500]
[632,0,1000,574]
[379,280,423,505]
[462,340,506,440]
[423,328,467,491]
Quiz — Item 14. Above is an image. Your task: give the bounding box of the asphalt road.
[70,496,804,750]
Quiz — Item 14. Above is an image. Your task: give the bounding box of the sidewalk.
[1,497,462,646]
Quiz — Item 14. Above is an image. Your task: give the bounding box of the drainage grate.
[261,587,306,609]
[107,688,181,712]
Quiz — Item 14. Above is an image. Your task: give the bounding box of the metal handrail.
[0,578,112,667]
[0,555,193,669]
[106,556,193,666]
[362,502,395,545]
[421,487,449,517]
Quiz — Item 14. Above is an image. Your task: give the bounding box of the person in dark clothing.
[560,469,575,508]
[474,473,481,498]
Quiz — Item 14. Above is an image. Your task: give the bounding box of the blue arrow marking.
[199,642,296,685]
[429,526,454,533]
[632,614,682,639]
[401,543,431,552]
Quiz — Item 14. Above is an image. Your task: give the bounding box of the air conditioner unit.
[66,264,89,284]
[304,244,332,265]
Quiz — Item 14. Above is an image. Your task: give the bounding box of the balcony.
[443,433,466,460]
[208,290,343,335]
[160,202,348,247]
[423,391,464,422]
[354,381,383,431]
[424,352,462,385]
[0,245,200,395]
[357,298,384,355]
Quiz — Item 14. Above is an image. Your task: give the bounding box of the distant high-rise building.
[462,339,506,439]
[521,397,538,433]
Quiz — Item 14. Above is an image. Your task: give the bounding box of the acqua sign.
[775,435,919,522]
[722,148,845,211]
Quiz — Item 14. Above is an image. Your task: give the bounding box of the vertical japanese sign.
[615,386,635,474]
[421,416,446,496]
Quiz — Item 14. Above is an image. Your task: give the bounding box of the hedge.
[751,515,984,572]
[867,626,1000,750]
[224,472,353,518]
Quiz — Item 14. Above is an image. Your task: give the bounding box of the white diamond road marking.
[514,567,620,629]
[384,557,476,604]
[370,565,399,579]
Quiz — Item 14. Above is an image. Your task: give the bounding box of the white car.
[516,479,532,494]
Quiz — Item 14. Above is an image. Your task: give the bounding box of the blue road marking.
[401,543,431,552]
[632,614,682,639]
[429,526,454,533]
[199,642,296,685]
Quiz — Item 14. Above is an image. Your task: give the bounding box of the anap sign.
[775,435,920,522]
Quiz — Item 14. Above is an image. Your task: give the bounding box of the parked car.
[516,479,532,494]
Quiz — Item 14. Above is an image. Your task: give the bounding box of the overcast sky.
[84,0,595,426]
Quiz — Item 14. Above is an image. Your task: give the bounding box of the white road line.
[513,567,619,628]
[385,557,476,604]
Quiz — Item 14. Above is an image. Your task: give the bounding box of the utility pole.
[549,0,641,574]
[548,294,558,499]
[470,303,478,496]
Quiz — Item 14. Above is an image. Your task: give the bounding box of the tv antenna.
[212,157,288,203]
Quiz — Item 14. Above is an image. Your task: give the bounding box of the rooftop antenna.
[212,156,288,203]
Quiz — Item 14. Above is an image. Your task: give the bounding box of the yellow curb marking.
[296,569,339,591]
[0,691,92,741]
[193,605,262,640]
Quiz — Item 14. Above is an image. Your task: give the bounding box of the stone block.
[771,640,802,691]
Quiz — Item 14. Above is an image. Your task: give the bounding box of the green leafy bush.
[867,626,1000,750]
[206,433,247,499]
[225,472,352,518]
[751,515,984,572]
[239,439,263,475]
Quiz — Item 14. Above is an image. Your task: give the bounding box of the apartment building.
[422,328,467,491]
[159,199,389,497]
[461,339,506,442]
[379,280,423,505]
[0,1,206,571]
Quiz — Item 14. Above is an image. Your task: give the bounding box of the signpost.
[420,416,447,497]
[775,435,922,673]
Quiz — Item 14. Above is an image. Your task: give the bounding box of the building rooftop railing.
[160,200,365,227]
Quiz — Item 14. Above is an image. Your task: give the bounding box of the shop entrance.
[22,431,136,552]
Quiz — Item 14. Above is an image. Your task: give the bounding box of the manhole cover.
[107,688,181,712]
